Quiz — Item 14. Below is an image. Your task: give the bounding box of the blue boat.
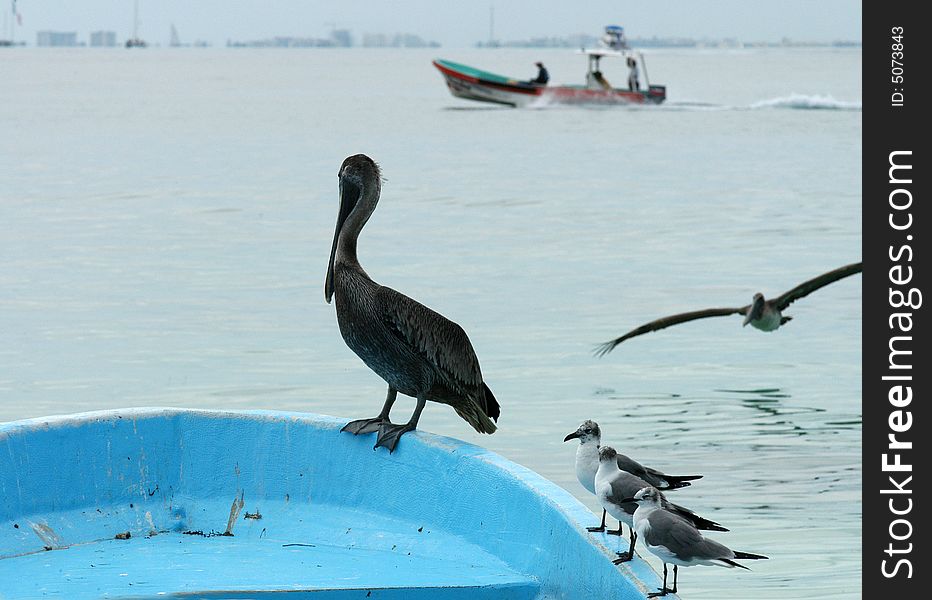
[0,408,672,598]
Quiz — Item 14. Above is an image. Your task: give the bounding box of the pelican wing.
[773,261,862,310]
[596,307,746,356]
[375,285,484,391]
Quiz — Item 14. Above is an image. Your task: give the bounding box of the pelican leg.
[647,564,670,597]
[374,395,426,453]
[587,509,608,533]
[342,387,398,435]
[612,531,637,564]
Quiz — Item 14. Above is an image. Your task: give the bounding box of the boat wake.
[662,94,860,112]
[748,93,861,111]
[445,93,860,112]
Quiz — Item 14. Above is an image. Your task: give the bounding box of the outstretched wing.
[376,285,483,389]
[595,307,746,356]
[773,262,862,310]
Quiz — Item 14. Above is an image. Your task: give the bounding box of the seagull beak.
[619,496,638,504]
[563,431,581,442]
[325,178,360,303]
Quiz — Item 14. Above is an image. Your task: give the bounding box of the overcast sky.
[7,1,862,47]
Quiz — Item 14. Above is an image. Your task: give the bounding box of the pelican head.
[743,292,766,327]
[598,445,618,463]
[564,419,602,444]
[326,154,382,303]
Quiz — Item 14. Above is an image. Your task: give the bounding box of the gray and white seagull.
[564,420,702,532]
[621,486,768,598]
[596,262,862,355]
[594,446,726,564]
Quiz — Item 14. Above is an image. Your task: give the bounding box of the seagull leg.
[375,394,426,453]
[612,531,637,563]
[342,387,397,435]
[587,510,608,533]
[607,521,625,536]
[647,564,669,597]
[671,565,678,593]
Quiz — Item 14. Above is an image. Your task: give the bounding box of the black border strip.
[863,2,926,595]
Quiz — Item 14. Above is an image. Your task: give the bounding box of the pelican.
[325,154,500,452]
[596,261,862,355]
[621,487,768,597]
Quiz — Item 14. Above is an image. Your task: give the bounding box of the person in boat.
[529,61,549,85]
[592,70,612,90]
[627,57,640,91]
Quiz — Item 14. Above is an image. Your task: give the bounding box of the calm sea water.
[1,47,861,598]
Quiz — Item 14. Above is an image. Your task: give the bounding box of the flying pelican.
[563,420,702,532]
[596,262,862,356]
[595,447,726,564]
[621,487,768,597]
[325,154,500,452]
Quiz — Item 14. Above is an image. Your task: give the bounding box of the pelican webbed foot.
[341,417,385,435]
[374,422,417,453]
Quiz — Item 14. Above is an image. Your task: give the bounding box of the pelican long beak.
[563,431,581,442]
[325,178,360,303]
[743,295,765,327]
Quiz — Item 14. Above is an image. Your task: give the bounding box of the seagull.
[596,261,862,355]
[622,486,768,597]
[326,154,500,452]
[594,446,726,564]
[564,420,702,532]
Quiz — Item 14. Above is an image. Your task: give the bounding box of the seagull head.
[563,419,601,444]
[620,486,662,506]
[598,445,618,463]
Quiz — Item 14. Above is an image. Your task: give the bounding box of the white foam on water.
[749,93,861,111]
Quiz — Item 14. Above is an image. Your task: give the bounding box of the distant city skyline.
[5,1,862,47]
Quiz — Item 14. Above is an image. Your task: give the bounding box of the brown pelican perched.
[596,262,862,356]
[325,154,500,452]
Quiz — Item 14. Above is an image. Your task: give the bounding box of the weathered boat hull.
[433,59,666,107]
[0,408,672,598]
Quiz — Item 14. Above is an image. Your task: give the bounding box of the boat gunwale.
[0,407,667,599]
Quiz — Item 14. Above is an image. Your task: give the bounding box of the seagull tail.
[692,515,729,532]
[662,474,704,490]
[732,551,768,561]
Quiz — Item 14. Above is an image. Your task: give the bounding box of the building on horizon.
[37,31,78,47]
[362,32,439,48]
[330,29,352,47]
[90,31,117,47]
